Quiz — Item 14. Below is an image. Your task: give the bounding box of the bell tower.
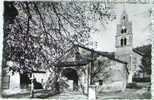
[115,10,134,83]
[115,10,133,53]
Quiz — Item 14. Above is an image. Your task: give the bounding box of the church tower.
[115,10,134,83]
[115,10,133,62]
[115,10,133,52]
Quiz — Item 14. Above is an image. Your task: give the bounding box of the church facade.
[115,10,143,83]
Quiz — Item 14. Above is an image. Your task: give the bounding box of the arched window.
[124,38,127,45]
[121,29,123,33]
[121,28,127,34]
[121,39,123,47]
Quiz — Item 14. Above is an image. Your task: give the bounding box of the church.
[115,10,144,83]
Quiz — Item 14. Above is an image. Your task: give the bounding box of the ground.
[97,88,151,99]
[48,88,150,100]
[49,91,88,100]
[96,82,151,99]
[2,83,151,99]
[2,88,150,99]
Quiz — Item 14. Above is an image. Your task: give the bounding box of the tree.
[91,55,111,84]
[3,1,116,90]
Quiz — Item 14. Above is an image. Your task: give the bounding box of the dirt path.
[49,91,88,100]
[96,88,151,99]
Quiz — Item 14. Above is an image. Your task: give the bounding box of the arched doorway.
[61,68,78,91]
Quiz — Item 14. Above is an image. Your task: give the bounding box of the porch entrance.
[61,68,78,91]
[55,59,90,94]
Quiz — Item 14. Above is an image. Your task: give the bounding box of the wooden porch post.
[30,74,34,98]
[88,51,96,100]
[90,51,94,85]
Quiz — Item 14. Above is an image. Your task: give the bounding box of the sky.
[91,3,152,52]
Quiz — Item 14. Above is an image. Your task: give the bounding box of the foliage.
[4,1,115,72]
[135,44,151,75]
[3,1,116,91]
[91,56,111,82]
[133,77,151,82]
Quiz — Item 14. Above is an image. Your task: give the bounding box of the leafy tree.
[3,1,115,90]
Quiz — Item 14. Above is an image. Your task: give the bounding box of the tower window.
[121,39,123,47]
[121,29,123,33]
[124,38,127,45]
[121,38,127,47]
[121,28,127,34]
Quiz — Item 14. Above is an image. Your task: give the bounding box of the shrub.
[126,83,142,89]
[133,77,150,82]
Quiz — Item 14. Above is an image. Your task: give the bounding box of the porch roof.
[55,60,90,67]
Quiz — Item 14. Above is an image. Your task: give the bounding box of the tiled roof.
[75,44,127,64]
[132,48,144,56]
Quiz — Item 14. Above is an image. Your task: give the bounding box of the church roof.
[55,60,89,67]
[75,44,127,64]
[133,48,144,56]
[133,44,151,56]
[132,44,151,56]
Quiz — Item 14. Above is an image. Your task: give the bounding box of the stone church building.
[55,10,145,93]
[115,10,143,83]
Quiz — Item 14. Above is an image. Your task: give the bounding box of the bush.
[126,83,142,89]
[133,77,150,82]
